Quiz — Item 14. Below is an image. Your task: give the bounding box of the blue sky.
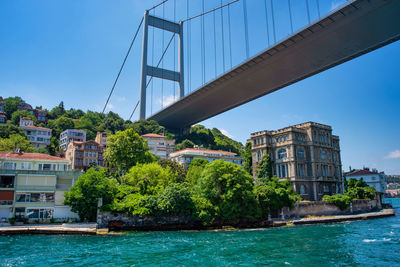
[1,0,399,174]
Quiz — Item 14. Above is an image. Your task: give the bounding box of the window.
[26,208,54,220]
[323,185,329,193]
[300,185,307,195]
[333,152,338,162]
[38,164,54,171]
[298,164,305,177]
[278,149,287,160]
[320,150,327,160]
[20,162,31,170]
[322,165,327,177]
[3,162,16,170]
[297,148,305,159]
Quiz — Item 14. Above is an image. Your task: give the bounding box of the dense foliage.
[63,168,118,221]
[323,178,376,210]
[243,142,253,175]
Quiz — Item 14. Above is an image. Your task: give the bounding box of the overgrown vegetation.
[323,178,376,210]
[64,136,300,225]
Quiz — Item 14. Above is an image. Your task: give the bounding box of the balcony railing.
[0,200,13,205]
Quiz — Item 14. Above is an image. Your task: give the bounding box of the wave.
[362,238,391,243]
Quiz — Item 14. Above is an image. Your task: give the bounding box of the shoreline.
[0,209,395,235]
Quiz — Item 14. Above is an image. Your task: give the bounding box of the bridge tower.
[139,10,184,120]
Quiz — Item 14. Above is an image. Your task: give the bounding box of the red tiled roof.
[347,169,377,176]
[172,148,237,156]
[0,152,68,161]
[20,125,52,131]
[142,133,165,138]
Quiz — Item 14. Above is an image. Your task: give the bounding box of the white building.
[169,147,243,169]
[19,117,52,148]
[60,129,87,151]
[142,133,175,159]
[0,151,80,222]
[346,168,386,193]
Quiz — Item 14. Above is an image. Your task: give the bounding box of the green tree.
[125,120,166,136]
[0,123,25,138]
[4,96,23,119]
[345,178,376,200]
[194,160,257,221]
[64,168,118,221]
[122,162,178,195]
[243,142,253,175]
[158,158,186,182]
[186,158,208,185]
[10,110,36,125]
[256,153,273,182]
[254,177,301,218]
[0,134,34,152]
[175,139,195,151]
[104,129,154,173]
[100,111,125,133]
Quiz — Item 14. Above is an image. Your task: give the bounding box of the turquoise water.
[1,200,399,266]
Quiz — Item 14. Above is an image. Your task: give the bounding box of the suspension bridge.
[103,0,400,131]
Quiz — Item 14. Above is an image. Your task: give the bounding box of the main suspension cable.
[102,17,143,114]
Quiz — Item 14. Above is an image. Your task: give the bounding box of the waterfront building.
[170,147,243,169]
[19,117,52,148]
[95,132,108,149]
[346,168,386,193]
[65,140,105,171]
[59,129,87,151]
[0,151,81,221]
[249,122,343,201]
[142,133,175,159]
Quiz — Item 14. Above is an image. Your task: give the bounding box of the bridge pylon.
[139,10,184,120]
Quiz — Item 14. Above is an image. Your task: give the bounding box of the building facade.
[95,132,108,149]
[170,148,243,169]
[142,133,175,159]
[250,122,343,201]
[59,129,87,151]
[34,109,47,123]
[65,140,105,171]
[17,102,34,115]
[19,117,52,148]
[346,168,386,193]
[0,152,81,222]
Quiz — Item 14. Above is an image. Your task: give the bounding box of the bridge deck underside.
[148,0,400,130]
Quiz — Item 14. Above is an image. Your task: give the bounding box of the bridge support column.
[139,10,149,120]
[139,11,184,120]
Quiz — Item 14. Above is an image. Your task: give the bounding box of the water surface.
[1,199,399,266]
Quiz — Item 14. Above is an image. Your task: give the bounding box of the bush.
[8,217,16,225]
[322,194,351,210]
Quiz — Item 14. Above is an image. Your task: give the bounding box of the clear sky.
[1,0,399,174]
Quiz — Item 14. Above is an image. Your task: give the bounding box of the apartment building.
[170,147,243,169]
[19,117,52,148]
[66,140,105,171]
[59,129,87,151]
[0,96,4,113]
[142,133,175,159]
[95,132,108,149]
[249,122,343,201]
[346,168,386,193]
[0,151,81,221]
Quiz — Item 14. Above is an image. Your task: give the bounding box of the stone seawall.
[285,199,381,218]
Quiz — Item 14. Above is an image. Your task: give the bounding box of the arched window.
[278,148,287,159]
[297,148,305,159]
[300,185,307,195]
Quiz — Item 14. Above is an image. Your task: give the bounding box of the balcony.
[0,200,13,206]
